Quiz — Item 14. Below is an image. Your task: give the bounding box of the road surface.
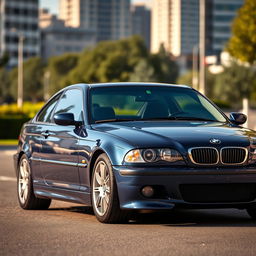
[1,147,256,256]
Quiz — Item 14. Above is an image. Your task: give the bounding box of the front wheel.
[17,155,51,210]
[91,153,128,223]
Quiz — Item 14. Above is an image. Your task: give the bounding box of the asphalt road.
[1,147,256,256]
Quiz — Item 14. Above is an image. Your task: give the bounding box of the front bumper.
[113,166,256,210]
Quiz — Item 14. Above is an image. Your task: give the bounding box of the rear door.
[39,88,84,191]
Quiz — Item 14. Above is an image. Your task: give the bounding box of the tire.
[17,154,51,210]
[91,153,128,223]
[247,207,256,220]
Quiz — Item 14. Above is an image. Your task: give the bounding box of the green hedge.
[0,102,43,118]
[0,102,43,139]
[0,116,30,139]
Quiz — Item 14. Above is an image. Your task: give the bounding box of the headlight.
[124,148,183,163]
[142,149,157,162]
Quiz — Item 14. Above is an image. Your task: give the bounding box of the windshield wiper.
[140,117,216,122]
[95,117,218,123]
[173,116,217,122]
[140,117,177,121]
[94,118,139,124]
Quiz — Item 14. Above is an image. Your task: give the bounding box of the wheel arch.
[15,146,33,176]
[89,149,106,182]
[14,151,25,176]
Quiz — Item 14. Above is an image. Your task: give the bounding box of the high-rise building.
[151,0,243,57]
[151,0,199,57]
[40,9,96,59]
[206,0,243,55]
[0,0,40,67]
[131,4,151,49]
[59,0,131,42]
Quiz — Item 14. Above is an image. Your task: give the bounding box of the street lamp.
[43,71,50,101]
[11,28,24,108]
[17,34,24,108]
[199,0,206,95]
[192,45,198,90]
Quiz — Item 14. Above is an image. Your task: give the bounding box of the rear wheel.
[91,153,128,223]
[17,155,51,210]
[247,207,256,220]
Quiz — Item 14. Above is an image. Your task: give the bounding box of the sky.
[39,0,151,14]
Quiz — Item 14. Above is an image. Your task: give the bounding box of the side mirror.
[54,113,76,126]
[229,112,247,125]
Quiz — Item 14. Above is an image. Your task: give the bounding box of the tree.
[177,70,216,99]
[150,44,179,83]
[227,0,256,65]
[0,52,9,68]
[227,0,256,114]
[214,61,256,106]
[0,68,11,103]
[9,57,45,102]
[64,36,149,85]
[129,59,156,82]
[0,52,11,103]
[47,53,79,94]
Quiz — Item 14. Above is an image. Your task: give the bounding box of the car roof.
[67,82,191,90]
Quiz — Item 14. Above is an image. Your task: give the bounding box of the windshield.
[89,86,227,124]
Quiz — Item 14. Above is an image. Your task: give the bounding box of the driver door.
[39,88,84,191]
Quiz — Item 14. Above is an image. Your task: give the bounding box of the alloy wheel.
[92,160,111,216]
[18,158,30,204]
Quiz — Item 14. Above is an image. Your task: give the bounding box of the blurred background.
[0,0,255,142]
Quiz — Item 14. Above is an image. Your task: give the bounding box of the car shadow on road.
[48,205,256,227]
[129,209,256,227]
[48,206,95,216]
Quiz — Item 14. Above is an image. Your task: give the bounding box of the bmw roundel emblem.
[209,138,221,144]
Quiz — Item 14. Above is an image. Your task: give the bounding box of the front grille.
[189,147,218,165]
[221,147,247,164]
[188,147,248,165]
[180,184,256,203]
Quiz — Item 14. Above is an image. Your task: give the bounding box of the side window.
[54,89,84,122]
[37,93,62,123]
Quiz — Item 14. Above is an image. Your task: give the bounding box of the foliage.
[129,59,156,82]
[0,101,44,139]
[150,44,179,83]
[0,116,30,139]
[0,68,11,103]
[47,53,79,94]
[227,0,256,64]
[214,61,256,106]
[64,36,148,86]
[212,99,231,109]
[0,52,9,68]
[9,57,45,102]
[177,70,193,86]
[0,102,44,118]
[0,139,18,145]
[0,36,181,103]
[177,70,216,99]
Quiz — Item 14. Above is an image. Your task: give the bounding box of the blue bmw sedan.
[14,83,256,223]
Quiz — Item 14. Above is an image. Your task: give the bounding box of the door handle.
[41,131,50,138]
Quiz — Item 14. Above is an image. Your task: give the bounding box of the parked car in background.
[14,83,256,223]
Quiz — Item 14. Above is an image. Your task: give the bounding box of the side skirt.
[33,184,91,205]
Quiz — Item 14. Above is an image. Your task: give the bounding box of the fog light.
[141,186,154,198]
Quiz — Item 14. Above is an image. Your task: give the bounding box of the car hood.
[92,121,256,149]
